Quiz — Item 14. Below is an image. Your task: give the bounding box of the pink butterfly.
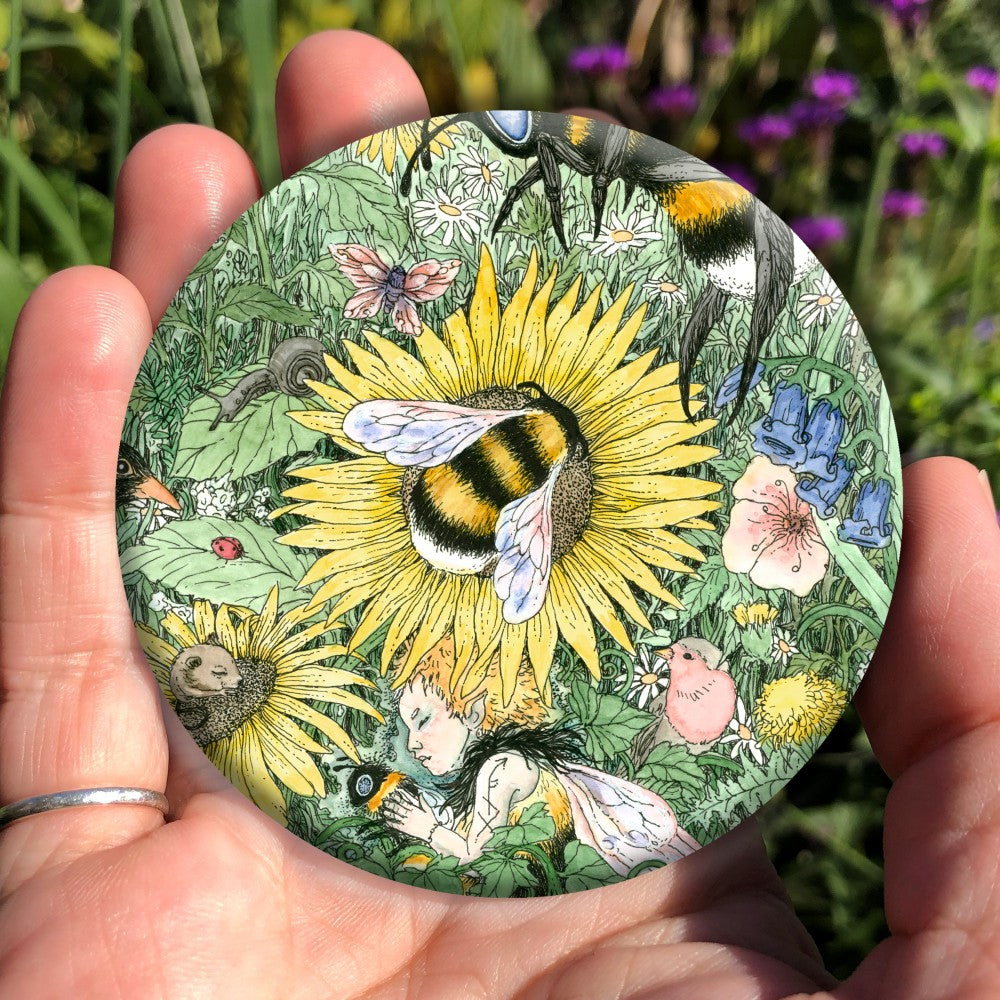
[330,243,461,338]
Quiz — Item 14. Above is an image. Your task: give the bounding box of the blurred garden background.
[2,0,998,978]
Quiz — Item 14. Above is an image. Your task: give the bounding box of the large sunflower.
[138,586,383,822]
[278,247,721,702]
[355,118,458,174]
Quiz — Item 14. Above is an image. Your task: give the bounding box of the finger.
[275,30,429,176]
[111,124,263,323]
[0,268,167,888]
[856,457,1000,776]
[847,458,1000,996]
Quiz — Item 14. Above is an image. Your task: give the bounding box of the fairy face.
[398,679,478,776]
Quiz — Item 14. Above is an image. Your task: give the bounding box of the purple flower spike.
[700,34,735,57]
[789,99,845,131]
[646,83,699,119]
[567,43,631,78]
[899,131,948,158]
[807,69,860,107]
[738,113,795,147]
[973,316,997,343]
[966,65,998,97]
[789,215,848,250]
[882,189,926,219]
[881,0,930,27]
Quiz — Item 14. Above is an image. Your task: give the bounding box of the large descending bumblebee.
[401,111,814,420]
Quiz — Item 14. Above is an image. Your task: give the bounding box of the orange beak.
[134,474,181,510]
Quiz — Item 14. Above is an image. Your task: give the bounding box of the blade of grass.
[5,0,23,258]
[112,0,138,192]
[162,0,214,128]
[851,130,895,304]
[236,0,280,190]
[0,135,91,265]
[145,0,186,99]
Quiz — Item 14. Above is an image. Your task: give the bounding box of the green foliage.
[634,743,707,808]
[567,678,653,768]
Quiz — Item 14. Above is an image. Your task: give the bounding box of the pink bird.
[634,637,737,761]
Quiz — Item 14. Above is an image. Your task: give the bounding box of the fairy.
[380,638,700,875]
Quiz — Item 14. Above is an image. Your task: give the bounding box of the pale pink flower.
[722,456,829,596]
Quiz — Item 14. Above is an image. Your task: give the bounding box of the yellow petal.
[414,326,463,399]
[451,578,480,689]
[590,496,721,530]
[595,441,720,476]
[568,539,653,630]
[253,708,326,795]
[346,559,429,654]
[468,245,500,385]
[498,622,528,705]
[161,612,197,650]
[269,691,364,764]
[547,568,600,680]
[442,310,479,395]
[136,624,177,670]
[582,528,683,608]
[212,729,287,822]
[557,551,634,653]
[541,284,602,394]
[278,663,374,693]
[393,576,461,687]
[496,248,539,386]
[526,599,558,697]
[192,600,215,644]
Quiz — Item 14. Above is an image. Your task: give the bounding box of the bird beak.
[135,475,181,510]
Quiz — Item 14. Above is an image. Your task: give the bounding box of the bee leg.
[536,134,569,250]
[400,113,474,195]
[676,281,729,420]
[621,180,636,213]
[589,124,630,237]
[727,204,795,422]
[491,161,543,236]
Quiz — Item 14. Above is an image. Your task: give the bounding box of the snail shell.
[208,336,326,431]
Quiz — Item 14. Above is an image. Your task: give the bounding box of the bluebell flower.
[751,381,809,467]
[796,457,856,518]
[797,400,846,480]
[715,362,764,408]
[838,478,893,548]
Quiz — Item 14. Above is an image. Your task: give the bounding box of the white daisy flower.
[770,627,799,666]
[149,591,194,623]
[581,207,662,257]
[628,646,671,709]
[718,697,765,765]
[192,477,238,518]
[456,147,504,201]
[643,275,688,307]
[797,273,844,328]
[411,184,489,246]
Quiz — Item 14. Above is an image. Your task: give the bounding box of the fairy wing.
[402,258,462,302]
[343,399,527,468]
[558,762,700,876]
[492,461,561,625]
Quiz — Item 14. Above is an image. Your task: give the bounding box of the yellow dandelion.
[138,586,383,823]
[754,672,846,748]
[278,246,722,703]
[732,602,779,627]
[355,117,458,174]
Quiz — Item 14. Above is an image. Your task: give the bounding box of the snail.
[206,336,327,431]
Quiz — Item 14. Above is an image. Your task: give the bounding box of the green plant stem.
[782,802,883,879]
[162,0,214,128]
[968,88,1000,330]
[5,0,23,258]
[113,0,137,192]
[236,0,280,190]
[852,131,896,305]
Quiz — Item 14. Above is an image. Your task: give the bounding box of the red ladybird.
[212,536,245,560]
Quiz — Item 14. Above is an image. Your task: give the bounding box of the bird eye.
[117,460,133,475]
[187,656,202,669]
[683,652,694,659]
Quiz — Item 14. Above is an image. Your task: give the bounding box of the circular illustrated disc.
[120,112,901,896]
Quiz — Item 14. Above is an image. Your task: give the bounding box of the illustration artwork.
[118,112,901,897]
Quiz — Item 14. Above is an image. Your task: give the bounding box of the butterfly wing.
[492,460,561,625]
[343,399,528,468]
[558,762,700,876]
[402,258,462,302]
[329,243,391,289]
[389,297,421,337]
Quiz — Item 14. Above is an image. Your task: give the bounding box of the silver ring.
[0,787,169,831]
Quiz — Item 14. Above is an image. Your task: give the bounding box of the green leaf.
[217,282,317,326]
[568,680,653,767]
[484,801,556,852]
[679,556,730,618]
[394,853,465,894]
[172,370,323,481]
[635,743,707,807]
[119,516,313,608]
[474,851,537,897]
[302,161,408,250]
[560,841,615,893]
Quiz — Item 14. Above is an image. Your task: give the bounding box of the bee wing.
[343,399,527,467]
[558,762,700,876]
[402,258,462,302]
[493,461,561,625]
[329,243,391,290]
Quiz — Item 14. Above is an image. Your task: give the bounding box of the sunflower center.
[610,228,635,242]
[400,385,593,577]
[172,651,277,747]
[439,203,463,216]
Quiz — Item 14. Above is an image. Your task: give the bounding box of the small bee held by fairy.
[331,243,461,338]
[343,382,587,626]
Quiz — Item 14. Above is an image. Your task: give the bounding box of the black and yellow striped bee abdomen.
[408,388,585,572]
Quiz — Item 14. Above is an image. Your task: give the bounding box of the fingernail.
[978,469,999,525]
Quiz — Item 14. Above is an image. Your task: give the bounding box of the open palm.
[2,31,999,1000]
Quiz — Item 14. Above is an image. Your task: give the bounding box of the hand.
[381,789,440,842]
[3,30,999,998]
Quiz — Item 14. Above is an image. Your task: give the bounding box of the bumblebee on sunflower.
[276,247,722,703]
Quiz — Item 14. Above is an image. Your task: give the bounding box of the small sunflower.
[754,671,846,748]
[278,246,721,703]
[138,586,383,822]
[355,118,458,174]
